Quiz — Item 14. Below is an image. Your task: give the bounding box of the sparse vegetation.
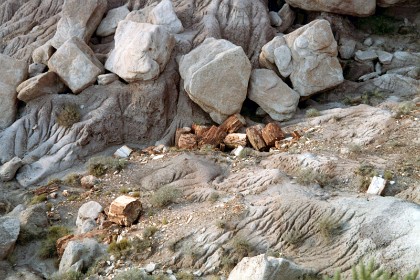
[39,225,71,259]
[306,108,321,118]
[355,164,378,192]
[29,194,47,205]
[131,191,141,197]
[232,236,253,258]
[143,226,158,239]
[150,185,181,208]
[108,239,131,258]
[383,170,393,181]
[395,101,416,118]
[349,144,362,154]
[88,156,127,177]
[64,173,81,187]
[176,271,194,280]
[120,187,129,194]
[318,217,342,240]
[355,15,399,34]
[50,270,84,280]
[209,192,219,203]
[216,220,226,230]
[113,268,154,280]
[296,169,332,187]
[57,104,81,128]
[283,228,304,247]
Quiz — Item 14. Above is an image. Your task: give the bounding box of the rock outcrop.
[179,38,252,124]
[105,20,175,82]
[0,157,23,182]
[19,204,48,238]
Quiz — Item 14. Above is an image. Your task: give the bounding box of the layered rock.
[105,20,175,82]
[179,38,252,124]
[248,69,300,121]
[17,72,66,103]
[48,37,104,94]
[0,54,27,129]
[260,19,344,97]
[285,0,375,17]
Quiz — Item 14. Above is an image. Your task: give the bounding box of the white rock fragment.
[367,176,387,195]
[114,145,133,158]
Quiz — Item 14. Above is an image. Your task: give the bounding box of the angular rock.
[277,4,295,33]
[249,69,300,121]
[114,145,133,158]
[355,50,378,62]
[367,176,387,195]
[105,21,175,82]
[0,54,28,129]
[228,254,312,280]
[76,201,103,230]
[262,123,285,147]
[175,127,192,147]
[219,114,246,134]
[338,38,356,60]
[97,73,119,85]
[377,0,408,7]
[0,217,20,260]
[224,133,247,149]
[59,238,103,273]
[51,0,108,49]
[17,72,66,103]
[48,37,104,94]
[377,50,393,65]
[149,0,184,34]
[28,63,47,78]
[96,5,130,37]
[179,38,252,124]
[199,126,227,148]
[246,125,267,151]
[260,20,343,96]
[19,204,48,238]
[285,0,375,17]
[178,134,198,150]
[32,42,55,65]
[0,157,23,182]
[108,195,142,226]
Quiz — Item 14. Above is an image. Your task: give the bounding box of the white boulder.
[96,5,130,37]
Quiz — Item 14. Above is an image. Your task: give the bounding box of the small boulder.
[228,254,312,280]
[48,37,104,94]
[76,201,103,233]
[0,54,28,129]
[248,69,300,121]
[355,49,378,62]
[179,38,252,124]
[105,21,175,82]
[17,72,66,103]
[96,5,130,37]
[0,157,23,182]
[0,216,20,260]
[32,41,55,65]
[59,238,103,273]
[149,0,184,33]
[108,195,142,226]
[80,175,99,189]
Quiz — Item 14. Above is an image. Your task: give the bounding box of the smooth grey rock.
[339,38,356,59]
[76,201,103,231]
[377,50,393,65]
[149,0,184,33]
[96,5,130,37]
[0,157,23,182]
[363,37,373,46]
[285,0,375,17]
[355,49,378,61]
[19,204,48,238]
[269,11,282,27]
[0,217,20,260]
[59,238,102,273]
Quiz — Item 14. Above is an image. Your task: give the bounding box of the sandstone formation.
[179,38,251,124]
[248,69,300,121]
[105,21,175,82]
[285,0,376,17]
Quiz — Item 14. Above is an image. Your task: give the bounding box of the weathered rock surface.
[96,5,129,37]
[59,238,103,273]
[97,73,119,85]
[285,0,375,17]
[0,54,28,129]
[50,0,107,49]
[149,0,184,34]
[0,216,19,260]
[228,254,312,280]
[17,72,66,103]
[108,195,142,226]
[260,19,344,96]
[277,4,296,33]
[28,63,47,78]
[19,204,48,238]
[48,37,104,94]
[0,157,23,182]
[248,69,300,121]
[179,38,252,124]
[105,21,175,82]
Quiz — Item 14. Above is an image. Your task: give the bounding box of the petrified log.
[178,133,198,150]
[108,195,142,226]
[219,114,246,133]
[224,133,247,148]
[191,124,210,138]
[199,125,227,147]
[261,122,285,147]
[175,127,192,148]
[246,125,266,151]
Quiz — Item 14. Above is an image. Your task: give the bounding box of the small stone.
[363,37,373,46]
[62,190,69,197]
[367,176,387,195]
[269,11,282,27]
[50,192,58,199]
[114,145,133,158]
[145,262,157,273]
[376,50,393,64]
[355,50,378,62]
[28,63,46,78]
[97,73,119,85]
[81,175,99,189]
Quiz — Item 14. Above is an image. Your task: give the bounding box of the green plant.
[87,156,127,177]
[232,236,253,258]
[131,191,141,198]
[306,108,320,118]
[150,185,181,208]
[209,192,220,203]
[175,271,194,280]
[143,226,158,239]
[296,169,332,187]
[39,225,71,259]
[349,144,362,154]
[161,217,168,225]
[108,239,131,258]
[355,164,378,192]
[383,170,393,181]
[50,270,84,280]
[57,104,81,128]
[395,101,416,118]
[67,194,78,201]
[131,237,152,253]
[120,187,129,194]
[113,268,154,280]
[221,255,237,272]
[46,202,53,211]
[318,217,342,240]
[30,194,47,205]
[64,173,81,187]
[47,178,62,185]
[216,220,226,230]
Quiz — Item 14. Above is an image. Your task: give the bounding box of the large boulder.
[59,238,103,273]
[179,38,252,124]
[149,0,184,34]
[50,0,107,49]
[96,5,130,37]
[228,254,312,280]
[0,54,28,129]
[0,217,20,260]
[248,69,300,121]
[285,0,375,17]
[105,20,175,82]
[17,72,67,103]
[260,19,343,97]
[48,37,104,94]
[108,195,142,226]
